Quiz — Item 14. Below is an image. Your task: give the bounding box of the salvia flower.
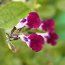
[15,12,41,29]
[10,12,59,52]
[40,19,55,32]
[46,32,59,45]
[18,32,59,52]
[19,33,44,52]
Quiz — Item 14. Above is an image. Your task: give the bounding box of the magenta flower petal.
[41,19,55,32]
[46,32,59,45]
[28,34,44,52]
[27,12,41,29]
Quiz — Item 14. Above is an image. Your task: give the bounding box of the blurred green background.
[0,0,65,65]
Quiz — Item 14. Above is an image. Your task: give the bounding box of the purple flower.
[19,33,44,52]
[27,12,41,29]
[28,33,44,52]
[19,32,59,52]
[41,19,55,32]
[46,32,59,45]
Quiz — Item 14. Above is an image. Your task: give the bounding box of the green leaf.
[0,28,9,61]
[0,2,30,29]
[0,28,6,46]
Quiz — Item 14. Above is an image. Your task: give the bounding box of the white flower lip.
[18,34,30,47]
[15,18,27,29]
[37,32,48,37]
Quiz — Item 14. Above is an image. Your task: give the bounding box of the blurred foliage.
[0,0,65,65]
[0,2,30,29]
[0,0,11,5]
